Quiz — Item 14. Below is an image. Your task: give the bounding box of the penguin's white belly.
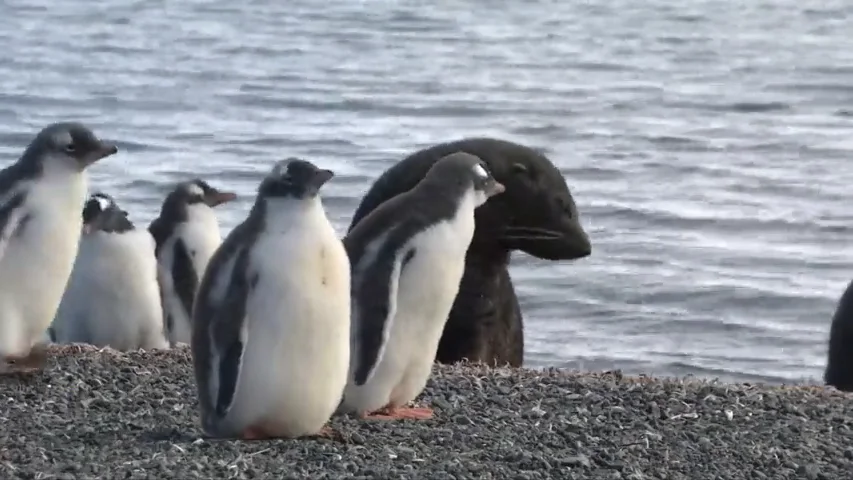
[341,218,472,414]
[0,176,85,358]
[161,221,222,345]
[53,231,168,351]
[178,221,221,275]
[225,230,351,437]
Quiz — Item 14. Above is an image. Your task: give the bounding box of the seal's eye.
[64,143,76,154]
[512,162,540,183]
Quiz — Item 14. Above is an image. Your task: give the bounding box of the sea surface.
[1,0,852,384]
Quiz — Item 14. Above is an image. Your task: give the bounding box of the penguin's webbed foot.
[364,405,434,421]
[313,425,343,440]
[239,426,272,441]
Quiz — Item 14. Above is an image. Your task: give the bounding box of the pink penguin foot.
[313,425,343,440]
[362,405,434,421]
[240,425,272,441]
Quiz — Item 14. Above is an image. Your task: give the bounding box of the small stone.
[796,464,820,480]
[558,455,592,468]
[432,398,452,411]
[453,415,474,425]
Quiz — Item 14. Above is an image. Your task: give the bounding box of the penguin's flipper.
[198,247,253,420]
[154,261,174,345]
[0,191,29,261]
[148,216,169,257]
[352,245,415,386]
[172,238,199,321]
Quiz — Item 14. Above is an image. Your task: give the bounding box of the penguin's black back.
[825,279,853,391]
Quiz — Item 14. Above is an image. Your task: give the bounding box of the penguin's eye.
[64,143,76,154]
[94,196,111,211]
[472,163,489,179]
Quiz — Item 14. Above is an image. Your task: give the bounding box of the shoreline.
[1,345,851,479]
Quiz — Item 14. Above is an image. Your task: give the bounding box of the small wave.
[642,134,720,152]
[225,94,504,118]
[511,124,567,136]
[593,204,837,235]
[569,61,637,72]
[666,99,792,114]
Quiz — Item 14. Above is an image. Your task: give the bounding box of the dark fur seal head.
[479,143,589,260]
[348,138,591,261]
[82,192,134,234]
[20,122,118,172]
[258,158,334,199]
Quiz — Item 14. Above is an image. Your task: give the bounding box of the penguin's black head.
[22,122,118,172]
[258,158,334,200]
[82,192,134,234]
[423,152,505,208]
[174,179,237,208]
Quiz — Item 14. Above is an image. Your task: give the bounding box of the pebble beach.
[1,345,851,480]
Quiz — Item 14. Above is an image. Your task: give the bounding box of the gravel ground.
[1,345,852,480]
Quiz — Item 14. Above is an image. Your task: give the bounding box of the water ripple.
[0,0,851,384]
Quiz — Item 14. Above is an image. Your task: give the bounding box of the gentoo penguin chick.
[192,158,350,440]
[51,193,169,351]
[0,122,118,374]
[149,179,236,347]
[338,152,505,420]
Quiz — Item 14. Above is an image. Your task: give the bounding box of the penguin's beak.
[92,143,118,163]
[205,190,237,207]
[313,169,334,188]
[81,143,118,167]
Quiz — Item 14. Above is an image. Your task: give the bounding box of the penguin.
[0,122,118,374]
[825,278,853,391]
[149,179,236,347]
[191,158,350,440]
[51,193,169,351]
[338,152,505,420]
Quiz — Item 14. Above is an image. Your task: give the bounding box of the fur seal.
[347,137,591,367]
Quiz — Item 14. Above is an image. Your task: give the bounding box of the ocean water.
[1,0,852,384]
